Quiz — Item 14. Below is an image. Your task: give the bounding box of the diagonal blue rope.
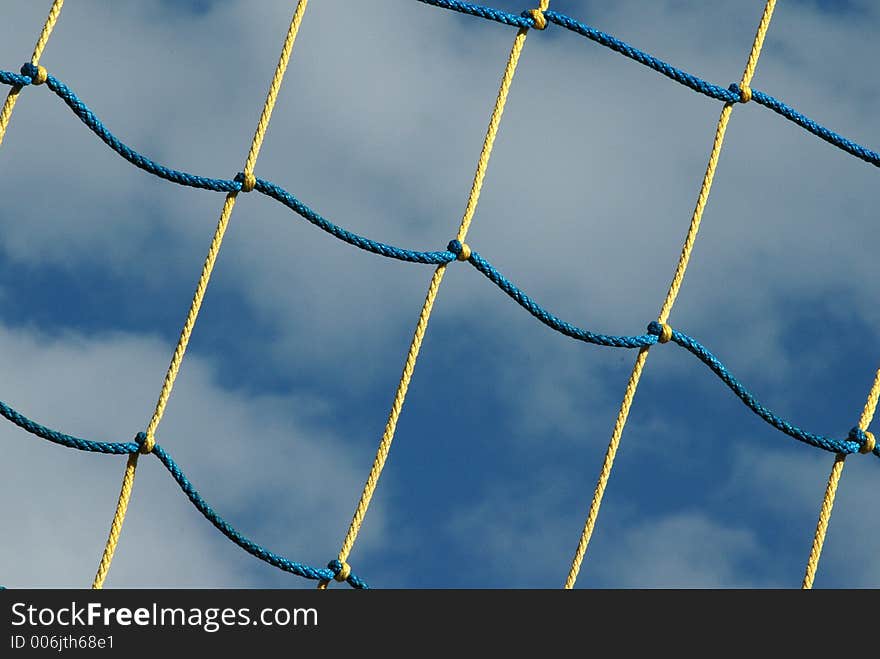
[0,70,31,87]
[255,178,456,265]
[645,322,876,457]
[21,64,241,192]
[0,399,138,454]
[4,65,458,265]
[0,401,369,587]
[415,0,533,28]
[745,86,880,167]
[416,2,879,168]
[541,10,740,104]
[448,240,878,459]
[148,437,368,589]
[449,240,655,349]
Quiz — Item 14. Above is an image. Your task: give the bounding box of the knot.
[647,321,673,344]
[328,559,351,582]
[728,82,752,103]
[849,427,876,454]
[135,431,155,454]
[447,239,472,262]
[522,8,547,30]
[234,171,256,193]
[21,62,47,86]
[864,431,876,454]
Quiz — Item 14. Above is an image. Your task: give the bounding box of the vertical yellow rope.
[91,0,311,589]
[322,2,551,588]
[802,366,880,588]
[801,453,846,589]
[564,0,777,590]
[857,371,880,431]
[334,264,447,564]
[0,0,65,149]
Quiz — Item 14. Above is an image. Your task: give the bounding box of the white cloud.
[601,512,763,588]
[445,475,768,588]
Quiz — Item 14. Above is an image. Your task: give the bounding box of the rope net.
[1,0,877,589]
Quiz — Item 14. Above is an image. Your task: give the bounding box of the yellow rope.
[0,0,65,149]
[856,370,880,433]
[563,0,777,590]
[91,0,311,589]
[320,2,551,589]
[802,366,880,588]
[91,454,138,588]
[801,453,846,590]
[328,264,447,577]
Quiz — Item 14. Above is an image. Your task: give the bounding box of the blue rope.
[849,426,880,459]
[746,87,880,167]
[256,178,456,265]
[2,65,459,265]
[449,240,876,458]
[450,240,655,349]
[0,399,138,454]
[415,0,533,28]
[0,403,369,587]
[542,11,740,104]
[644,323,872,456]
[0,69,31,86]
[414,3,879,168]
[18,64,242,193]
[149,437,368,589]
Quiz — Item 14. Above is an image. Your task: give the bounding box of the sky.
[0,0,878,589]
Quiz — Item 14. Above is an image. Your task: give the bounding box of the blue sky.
[1,0,878,588]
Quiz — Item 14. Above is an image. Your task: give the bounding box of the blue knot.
[327,559,351,583]
[134,431,149,452]
[847,427,874,454]
[848,427,865,443]
[520,8,548,29]
[447,239,472,262]
[728,82,751,103]
[20,62,38,80]
[19,62,46,85]
[233,171,256,192]
[646,321,673,344]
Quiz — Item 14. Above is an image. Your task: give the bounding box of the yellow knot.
[860,430,875,454]
[32,65,48,86]
[739,84,752,103]
[658,323,673,344]
[527,8,546,30]
[140,432,155,454]
[240,172,256,193]
[457,242,472,261]
[334,561,352,582]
